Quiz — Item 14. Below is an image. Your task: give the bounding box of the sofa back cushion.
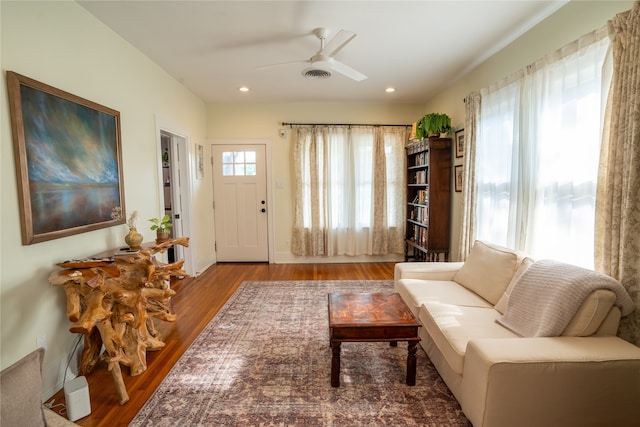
[495,257,535,314]
[453,240,520,305]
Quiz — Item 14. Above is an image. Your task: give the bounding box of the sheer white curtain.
[291,125,406,256]
[475,27,611,268]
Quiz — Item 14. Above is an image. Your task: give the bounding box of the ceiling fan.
[258,27,367,81]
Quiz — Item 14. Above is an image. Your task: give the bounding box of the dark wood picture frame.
[455,165,463,192]
[455,128,465,158]
[6,71,125,245]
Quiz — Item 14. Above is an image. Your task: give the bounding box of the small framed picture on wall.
[455,165,463,192]
[195,144,204,179]
[455,128,465,158]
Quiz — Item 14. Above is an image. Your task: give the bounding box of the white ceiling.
[79,1,567,104]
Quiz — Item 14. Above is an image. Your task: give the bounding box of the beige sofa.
[394,240,640,427]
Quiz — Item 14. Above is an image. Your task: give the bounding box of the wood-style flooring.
[48,262,396,426]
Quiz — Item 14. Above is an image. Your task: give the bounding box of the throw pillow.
[562,289,616,336]
[453,240,520,305]
[0,347,46,427]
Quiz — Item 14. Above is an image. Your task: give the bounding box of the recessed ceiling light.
[385,87,395,93]
[239,86,250,92]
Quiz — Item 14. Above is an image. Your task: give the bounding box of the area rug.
[131,280,471,426]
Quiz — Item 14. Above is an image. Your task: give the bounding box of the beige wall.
[422,0,634,260]
[207,102,424,263]
[0,1,210,398]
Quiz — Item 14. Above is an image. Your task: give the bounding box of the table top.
[328,292,420,328]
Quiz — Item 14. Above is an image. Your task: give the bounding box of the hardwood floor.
[48,262,396,426]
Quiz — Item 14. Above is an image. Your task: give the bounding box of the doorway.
[212,144,269,262]
[157,127,194,274]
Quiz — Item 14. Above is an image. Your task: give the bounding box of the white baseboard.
[274,252,403,264]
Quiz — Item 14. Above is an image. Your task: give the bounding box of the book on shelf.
[413,151,429,167]
[414,170,426,184]
[418,188,429,204]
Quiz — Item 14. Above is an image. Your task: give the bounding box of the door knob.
[261,208,266,213]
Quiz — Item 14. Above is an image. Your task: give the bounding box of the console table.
[49,237,189,404]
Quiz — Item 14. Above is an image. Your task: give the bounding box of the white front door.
[212,144,268,262]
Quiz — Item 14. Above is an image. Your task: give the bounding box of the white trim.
[274,252,403,264]
[209,138,274,263]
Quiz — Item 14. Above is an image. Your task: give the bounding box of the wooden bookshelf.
[405,137,451,261]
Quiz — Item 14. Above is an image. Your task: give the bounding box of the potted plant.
[149,214,173,242]
[416,113,452,138]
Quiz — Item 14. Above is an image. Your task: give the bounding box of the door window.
[222,151,256,176]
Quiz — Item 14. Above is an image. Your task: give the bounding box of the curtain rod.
[281,122,411,127]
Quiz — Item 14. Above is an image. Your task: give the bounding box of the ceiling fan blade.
[329,59,367,81]
[320,30,356,58]
[256,59,309,70]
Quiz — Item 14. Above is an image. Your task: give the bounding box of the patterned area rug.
[131,280,471,426]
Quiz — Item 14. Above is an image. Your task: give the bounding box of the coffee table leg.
[331,341,341,387]
[406,340,418,386]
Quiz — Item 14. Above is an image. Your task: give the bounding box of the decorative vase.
[125,227,143,250]
[156,231,169,243]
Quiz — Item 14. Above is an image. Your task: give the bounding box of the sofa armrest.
[462,337,640,427]
[394,262,464,282]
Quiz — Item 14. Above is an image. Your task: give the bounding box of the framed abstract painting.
[6,71,125,244]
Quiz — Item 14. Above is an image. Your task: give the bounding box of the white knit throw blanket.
[497,259,634,337]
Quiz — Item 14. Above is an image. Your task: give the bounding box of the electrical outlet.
[37,335,47,350]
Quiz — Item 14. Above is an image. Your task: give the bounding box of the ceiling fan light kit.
[303,68,331,79]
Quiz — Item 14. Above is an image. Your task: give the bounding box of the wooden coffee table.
[328,292,421,387]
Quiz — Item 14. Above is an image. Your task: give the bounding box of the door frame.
[209,138,274,263]
[155,117,195,275]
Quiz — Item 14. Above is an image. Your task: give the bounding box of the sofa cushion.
[495,257,535,314]
[562,289,617,336]
[394,262,464,282]
[419,302,518,374]
[1,348,46,427]
[453,240,520,305]
[396,279,492,317]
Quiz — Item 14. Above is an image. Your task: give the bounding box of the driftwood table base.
[49,237,189,404]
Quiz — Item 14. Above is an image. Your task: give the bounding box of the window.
[222,151,256,176]
[475,30,611,268]
[291,126,406,256]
